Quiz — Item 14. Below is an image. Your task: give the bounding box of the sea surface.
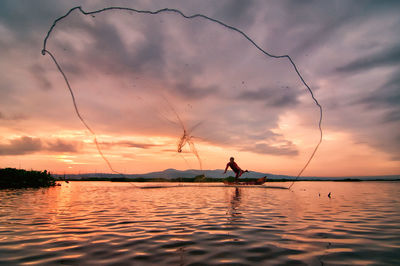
[0,181,399,265]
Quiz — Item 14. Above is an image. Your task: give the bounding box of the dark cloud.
[0,111,27,121]
[362,0,400,12]
[46,139,80,152]
[260,0,400,64]
[0,136,81,156]
[212,0,256,27]
[280,1,357,56]
[0,72,23,106]
[0,136,42,155]
[351,71,400,159]
[246,130,280,141]
[290,17,352,57]
[243,142,298,156]
[0,0,71,42]
[369,134,400,161]
[90,17,165,75]
[351,70,400,136]
[383,110,400,123]
[238,86,300,107]
[358,72,400,109]
[100,140,159,149]
[29,63,52,90]
[51,11,166,79]
[172,82,219,99]
[336,45,400,73]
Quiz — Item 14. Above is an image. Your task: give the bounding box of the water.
[0,181,399,265]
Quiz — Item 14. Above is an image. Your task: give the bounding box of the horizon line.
[50,168,400,179]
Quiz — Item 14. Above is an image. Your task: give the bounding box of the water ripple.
[0,181,399,265]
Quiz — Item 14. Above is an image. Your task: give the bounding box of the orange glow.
[1,124,399,176]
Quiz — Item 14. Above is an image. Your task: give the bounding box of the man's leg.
[236,170,249,182]
[235,172,240,183]
[238,170,246,178]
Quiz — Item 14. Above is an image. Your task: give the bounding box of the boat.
[223,176,267,186]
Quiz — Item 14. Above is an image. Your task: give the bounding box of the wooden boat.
[223,176,267,186]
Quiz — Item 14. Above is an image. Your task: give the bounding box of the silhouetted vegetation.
[0,168,56,189]
[333,178,361,182]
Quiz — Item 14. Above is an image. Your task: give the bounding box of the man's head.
[230,157,234,162]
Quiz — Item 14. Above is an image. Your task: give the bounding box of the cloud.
[212,0,256,27]
[1,0,400,172]
[29,63,52,91]
[0,136,81,156]
[46,139,80,152]
[0,111,27,121]
[383,110,400,123]
[336,45,400,73]
[101,140,159,149]
[0,136,42,155]
[237,86,300,107]
[243,142,298,156]
[51,11,167,79]
[0,0,71,43]
[349,69,400,159]
[172,81,220,99]
[280,1,357,56]
[357,71,400,110]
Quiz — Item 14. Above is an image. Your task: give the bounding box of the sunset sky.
[0,0,399,176]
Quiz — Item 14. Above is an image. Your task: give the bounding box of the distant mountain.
[126,168,284,179]
[59,168,273,180]
[56,169,400,181]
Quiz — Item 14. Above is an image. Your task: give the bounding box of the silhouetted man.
[224,157,248,183]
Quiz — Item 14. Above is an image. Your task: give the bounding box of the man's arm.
[223,163,229,174]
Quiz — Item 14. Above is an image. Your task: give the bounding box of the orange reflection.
[227,188,242,223]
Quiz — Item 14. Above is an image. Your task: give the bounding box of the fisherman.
[224,157,248,183]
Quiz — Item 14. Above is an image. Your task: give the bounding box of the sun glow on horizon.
[1,125,399,176]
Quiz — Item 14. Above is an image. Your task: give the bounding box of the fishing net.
[42,7,322,187]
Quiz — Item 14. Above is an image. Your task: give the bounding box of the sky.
[0,0,399,176]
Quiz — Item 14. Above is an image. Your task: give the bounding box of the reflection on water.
[227,188,242,222]
[0,181,399,265]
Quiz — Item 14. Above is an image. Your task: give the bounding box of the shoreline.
[60,178,400,182]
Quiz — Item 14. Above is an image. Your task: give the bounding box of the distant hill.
[57,168,284,180]
[56,169,400,181]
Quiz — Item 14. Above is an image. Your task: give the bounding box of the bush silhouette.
[0,168,56,189]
